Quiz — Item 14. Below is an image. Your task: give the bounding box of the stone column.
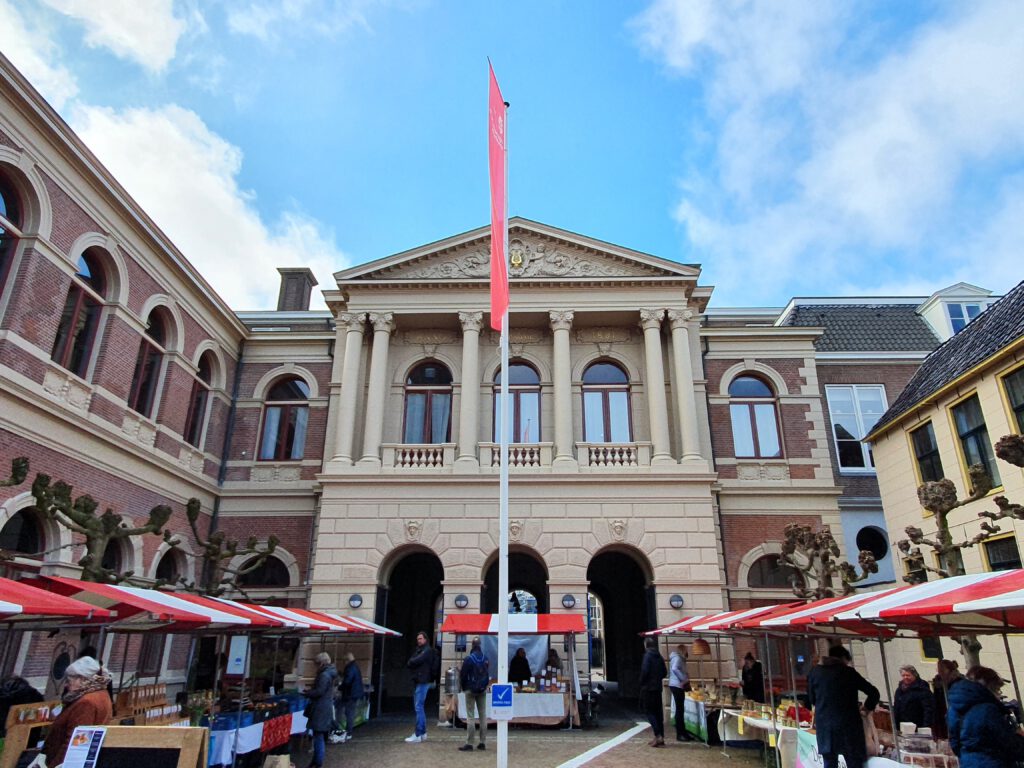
[549,310,576,469]
[640,309,673,464]
[333,312,367,464]
[455,311,483,469]
[667,309,704,462]
[358,312,394,466]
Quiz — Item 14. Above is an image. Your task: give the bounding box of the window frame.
[946,302,983,334]
[137,634,164,677]
[982,534,1022,572]
[402,362,453,444]
[746,554,801,590]
[1000,363,1024,434]
[258,376,310,462]
[51,251,107,380]
[909,421,944,485]
[0,174,22,293]
[824,384,887,474]
[492,361,542,443]
[728,375,783,459]
[128,327,166,418]
[183,353,214,449]
[948,392,1001,491]
[581,361,633,444]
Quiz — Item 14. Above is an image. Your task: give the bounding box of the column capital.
[368,312,394,333]
[548,310,574,332]
[639,308,666,330]
[458,310,484,333]
[339,312,367,332]
[666,308,695,329]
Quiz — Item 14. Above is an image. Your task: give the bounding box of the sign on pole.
[490,684,514,721]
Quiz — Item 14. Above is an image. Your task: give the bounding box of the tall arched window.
[128,309,169,418]
[259,376,310,460]
[493,362,541,443]
[728,375,782,458]
[403,362,452,443]
[582,361,632,442]
[184,351,214,448]
[0,509,42,558]
[51,248,108,378]
[0,173,21,290]
[747,555,801,589]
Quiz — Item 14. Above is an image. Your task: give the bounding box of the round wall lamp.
[454,594,469,609]
[669,594,685,610]
[348,594,363,609]
[561,594,576,609]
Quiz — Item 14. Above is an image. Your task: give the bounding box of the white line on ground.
[555,722,651,768]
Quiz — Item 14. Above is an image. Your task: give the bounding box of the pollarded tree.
[780,523,878,600]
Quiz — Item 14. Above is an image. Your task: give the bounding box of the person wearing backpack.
[458,636,490,751]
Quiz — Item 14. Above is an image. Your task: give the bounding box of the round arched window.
[259,376,311,460]
[728,374,781,458]
[493,362,541,443]
[0,510,42,557]
[856,526,889,561]
[403,362,453,443]
[1,173,23,290]
[747,555,801,589]
[581,361,631,442]
[238,555,290,588]
[128,309,170,418]
[51,248,109,379]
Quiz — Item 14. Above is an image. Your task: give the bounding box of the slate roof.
[783,304,940,352]
[870,279,1024,437]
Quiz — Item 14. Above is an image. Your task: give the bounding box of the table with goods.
[456,667,579,726]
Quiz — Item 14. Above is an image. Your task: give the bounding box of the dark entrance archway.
[481,548,549,614]
[374,549,444,713]
[587,548,654,699]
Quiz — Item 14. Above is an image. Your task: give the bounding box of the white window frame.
[825,384,888,474]
[946,302,983,334]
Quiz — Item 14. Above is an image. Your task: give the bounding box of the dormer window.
[947,302,982,334]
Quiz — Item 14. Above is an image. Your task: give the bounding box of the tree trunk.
[960,634,982,669]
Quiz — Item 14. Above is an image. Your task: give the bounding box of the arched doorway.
[587,547,654,698]
[376,548,444,712]
[481,548,548,614]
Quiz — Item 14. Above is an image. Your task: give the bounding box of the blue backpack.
[464,655,490,693]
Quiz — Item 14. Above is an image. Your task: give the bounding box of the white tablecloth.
[457,692,570,723]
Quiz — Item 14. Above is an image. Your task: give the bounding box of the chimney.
[276,268,318,311]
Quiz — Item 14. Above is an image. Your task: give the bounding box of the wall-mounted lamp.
[348,594,363,609]
[669,594,685,610]
[454,594,469,609]
[561,594,576,609]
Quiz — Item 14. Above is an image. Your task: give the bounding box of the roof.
[870,279,1024,437]
[440,613,586,635]
[782,304,940,352]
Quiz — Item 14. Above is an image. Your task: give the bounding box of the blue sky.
[2,1,1022,309]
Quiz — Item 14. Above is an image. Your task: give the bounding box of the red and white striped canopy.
[441,613,586,635]
[644,605,796,636]
[0,577,114,622]
[242,604,401,635]
[736,588,909,636]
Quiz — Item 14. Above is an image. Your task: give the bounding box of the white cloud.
[227,0,372,42]
[71,104,347,309]
[633,0,1024,302]
[0,0,79,110]
[40,0,186,73]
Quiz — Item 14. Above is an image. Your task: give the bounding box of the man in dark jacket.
[892,664,933,730]
[807,645,880,768]
[330,652,364,743]
[947,666,1024,768]
[405,630,436,743]
[933,659,965,739]
[638,637,667,748]
[742,652,765,703]
[303,652,339,768]
[458,636,490,752]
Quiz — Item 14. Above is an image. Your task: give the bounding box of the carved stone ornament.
[403,329,457,346]
[509,519,524,543]
[458,311,484,333]
[609,519,627,541]
[405,519,422,542]
[666,309,695,328]
[575,327,631,344]
[339,312,367,333]
[639,308,666,329]
[549,310,574,331]
[369,312,395,332]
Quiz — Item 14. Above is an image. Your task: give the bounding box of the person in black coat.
[742,652,765,703]
[947,666,1024,768]
[303,652,338,768]
[405,631,436,743]
[0,676,43,738]
[509,647,532,686]
[933,659,965,739]
[638,637,667,748]
[892,664,934,730]
[807,645,880,768]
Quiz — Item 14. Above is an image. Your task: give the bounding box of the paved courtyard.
[309,714,764,768]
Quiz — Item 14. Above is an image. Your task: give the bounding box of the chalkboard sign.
[94,748,181,768]
[78,727,207,768]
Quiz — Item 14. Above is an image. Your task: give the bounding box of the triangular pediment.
[335,218,699,283]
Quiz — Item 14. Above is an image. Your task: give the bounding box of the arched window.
[184,351,215,448]
[582,361,632,442]
[154,548,184,583]
[747,555,801,589]
[0,173,21,290]
[259,376,310,460]
[128,309,169,418]
[237,555,290,588]
[101,540,123,574]
[493,362,541,443]
[728,375,782,458]
[403,362,452,443]
[51,248,108,378]
[0,509,42,557]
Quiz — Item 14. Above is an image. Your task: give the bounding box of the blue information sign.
[490,684,514,721]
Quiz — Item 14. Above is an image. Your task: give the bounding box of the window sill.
[838,469,877,476]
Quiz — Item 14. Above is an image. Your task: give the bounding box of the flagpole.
[497,105,511,768]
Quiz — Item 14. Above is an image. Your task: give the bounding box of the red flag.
[488,62,509,331]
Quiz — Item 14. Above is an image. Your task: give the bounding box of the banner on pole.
[488,62,508,331]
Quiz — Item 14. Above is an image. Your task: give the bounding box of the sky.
[2,0,1023,311]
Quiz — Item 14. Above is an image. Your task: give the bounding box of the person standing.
[331,652,364,743]
[807,645,880,768]
[509,647,532,686]
[669,644,694,742]
[458,636,490,752]
[42,658,113,768]
[947,665,1024,768]
[933,659,965,739]
[639,637,667,748]
[303,652,338,768]
[405,630,435,743]
[892,664,933,730]
[742,652,765,703]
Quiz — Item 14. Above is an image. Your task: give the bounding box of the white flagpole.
[497,107,511,768]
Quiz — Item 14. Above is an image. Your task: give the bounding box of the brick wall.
[720,513,822,586]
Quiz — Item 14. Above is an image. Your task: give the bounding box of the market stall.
[440,613,585,726]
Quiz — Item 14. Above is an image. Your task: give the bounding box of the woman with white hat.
[43,656,113,766]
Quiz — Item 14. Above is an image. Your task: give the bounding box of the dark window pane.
[729,376,773,398]
[101,541,122,573]
[268,376,309,400]
[407,362,452,386]
[66,297,101,377]
[0,176,20,226]
[856,527,889,560]
[1004,368,1024,432]
[0,511,41,555]
[155,551,180,582]
[238,555,290,587]
[748,555,801,589]
[197,352,214,384]
[429,393,452,443]
[404,393,427,442]
[912,423,944,482]
[582,362,628,385]
[184,382,208,447]
[985,538,1022,571]
[495,362,540,385]
[921,635,943,660]
[77,249,107,297]
[138,634,163,676]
